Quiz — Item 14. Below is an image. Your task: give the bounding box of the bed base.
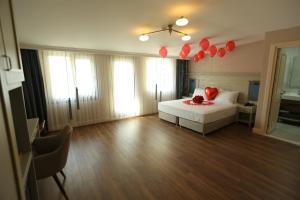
[158,111,236,136]
[158,111,178,125]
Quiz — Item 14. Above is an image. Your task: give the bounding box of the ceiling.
[14,0,300,56]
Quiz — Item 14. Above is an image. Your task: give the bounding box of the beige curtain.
[39,50,176,131]
[138,56,176,114]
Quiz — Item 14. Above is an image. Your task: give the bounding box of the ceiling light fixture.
[181,34,191,41]
[176,16,189,26]
[138,21,191,42]
[139,34,150,41]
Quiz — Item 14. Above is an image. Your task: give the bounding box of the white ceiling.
[14,0,300,56]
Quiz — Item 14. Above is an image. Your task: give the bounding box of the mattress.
[158,99,237,123]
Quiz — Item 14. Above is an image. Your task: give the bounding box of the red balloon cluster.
[191,39,236,62]
[179,43,191,60]
[159,47,168,58]
[158,38,236,61]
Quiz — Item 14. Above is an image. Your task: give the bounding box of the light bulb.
[139,34,149,41]
[182,35,191,41]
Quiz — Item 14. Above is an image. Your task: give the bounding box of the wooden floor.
[38,115,300,200]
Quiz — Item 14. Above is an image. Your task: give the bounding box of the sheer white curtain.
[40,50,101,130]
[40,50,176,130]
[138,56,176,114]
[94,54,141,119]
[112,55,140,118]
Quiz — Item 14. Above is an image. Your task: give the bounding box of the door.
[267,51,287,133]
[0,21,8,69]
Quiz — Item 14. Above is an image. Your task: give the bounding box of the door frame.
[265,40,300,134]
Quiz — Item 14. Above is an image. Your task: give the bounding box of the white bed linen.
[158,99,237,123]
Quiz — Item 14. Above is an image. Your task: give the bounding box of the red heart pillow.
[205,87,219,100]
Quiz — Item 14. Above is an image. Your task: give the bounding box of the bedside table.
[237,104,256,127]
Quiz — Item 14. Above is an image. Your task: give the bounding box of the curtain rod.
[20,43,179,59]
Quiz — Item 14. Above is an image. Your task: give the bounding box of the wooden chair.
[33,125,73,200]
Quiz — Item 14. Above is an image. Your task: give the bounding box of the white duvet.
[158,99,237,123]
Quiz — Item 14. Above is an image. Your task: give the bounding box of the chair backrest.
[34,124,73,179]
[56,124,73,170]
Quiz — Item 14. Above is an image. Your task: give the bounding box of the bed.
[158,89,239,135]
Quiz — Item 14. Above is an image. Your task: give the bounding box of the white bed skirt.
[159,111,236,135]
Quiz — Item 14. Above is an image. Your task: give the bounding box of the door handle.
[7,56,12,70]
[1,55,12,71]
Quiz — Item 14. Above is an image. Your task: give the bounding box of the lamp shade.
[176,17,189,26]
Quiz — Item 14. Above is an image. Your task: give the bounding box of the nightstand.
[237,104,257,127]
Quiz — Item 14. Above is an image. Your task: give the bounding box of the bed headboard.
[188,72,260,103]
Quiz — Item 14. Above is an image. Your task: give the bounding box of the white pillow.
[192,88,207,100]
[214,90,239,104]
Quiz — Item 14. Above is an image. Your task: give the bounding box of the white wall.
[189,41,264,74]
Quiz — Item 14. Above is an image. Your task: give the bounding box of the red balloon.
[182,44,191,56]
[197,50,205,60]
[208,45,217,57]
[192,54,199,62]
[218,47,226,57]
[226,40,235,52]
[199,38,210,51]
[179,51,187,60]
[159,47,168,58]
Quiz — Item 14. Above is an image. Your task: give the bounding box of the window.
[113,59,138,116]
[146,57,175,93]
[46,53,96,100]
[75,58,96,97]
[48,55,73,100]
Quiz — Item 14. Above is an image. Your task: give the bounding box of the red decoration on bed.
[192,95,204,104]
[183,100,214,106]
[205,87,219,100]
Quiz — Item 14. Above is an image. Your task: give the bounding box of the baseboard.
[268,135,300,146]
[252,127,266,135]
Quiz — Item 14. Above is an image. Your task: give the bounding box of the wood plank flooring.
[38,115,300,200]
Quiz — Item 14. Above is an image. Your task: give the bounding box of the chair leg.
[60,170,66,180]
[53,174,69,200]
